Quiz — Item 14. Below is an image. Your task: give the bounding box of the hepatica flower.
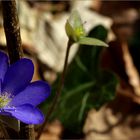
[0,51,50,124]
[65,10,108,47]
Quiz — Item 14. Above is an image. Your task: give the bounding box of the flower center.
[0,92,11,108]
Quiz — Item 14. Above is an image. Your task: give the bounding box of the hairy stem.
[1,1,34,139]
[1,0,23,64]
[37,40,73,139]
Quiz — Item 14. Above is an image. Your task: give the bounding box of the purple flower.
[0,51,50,124]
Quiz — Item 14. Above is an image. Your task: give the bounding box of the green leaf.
[78,37,108,47]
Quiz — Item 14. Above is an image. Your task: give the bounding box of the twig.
[37,40,73,139]
[1,1,34,139]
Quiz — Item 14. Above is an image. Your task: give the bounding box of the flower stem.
[1,0,23,64]
[37,40,73,139]
[1,1,34,140]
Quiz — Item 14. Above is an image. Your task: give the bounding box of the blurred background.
[1,0,140,139]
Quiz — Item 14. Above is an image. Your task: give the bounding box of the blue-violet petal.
[2,58,34,96]
[8,104,44,124]
[8,81,50,106]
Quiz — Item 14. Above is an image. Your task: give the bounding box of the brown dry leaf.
[122,43,140,96]
[83,98,140,140]
[39,120,63,140]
